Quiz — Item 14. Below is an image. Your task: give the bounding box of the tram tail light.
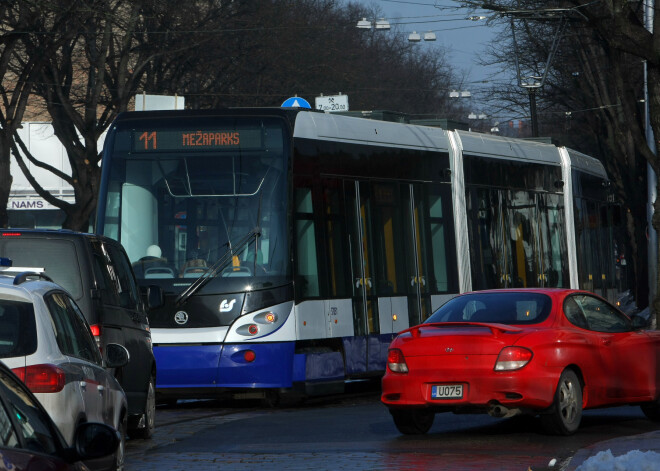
[248,324,258,335]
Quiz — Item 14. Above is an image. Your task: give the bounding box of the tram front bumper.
[153,342,296,390]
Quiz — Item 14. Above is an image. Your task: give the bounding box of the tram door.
[345,180,431,372]
[345,181,381,371]
[402,183,432,325]
[536,194,568,288]
[506,190,539,288]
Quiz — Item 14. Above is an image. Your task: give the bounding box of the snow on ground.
[574,449,660,470]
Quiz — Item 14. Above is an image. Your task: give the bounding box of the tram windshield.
[100,117,291,291]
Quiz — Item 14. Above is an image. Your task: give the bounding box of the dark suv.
[0,229,158,439]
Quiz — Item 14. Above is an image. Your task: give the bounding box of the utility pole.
[509,14,567,138]
[528,88,538,138]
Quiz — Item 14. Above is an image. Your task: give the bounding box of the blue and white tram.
[96,108,616,400]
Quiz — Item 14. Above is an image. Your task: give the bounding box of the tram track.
[152,383,381,428]
[155,405,264,428]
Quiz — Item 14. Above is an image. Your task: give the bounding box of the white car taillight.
[387,348,409,374]
[494,346,533,371]
[12,364,66,393]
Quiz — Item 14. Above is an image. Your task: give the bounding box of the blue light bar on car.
[0,257,12,267]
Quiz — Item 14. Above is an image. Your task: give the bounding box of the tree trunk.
[0,131,15,228]
[0,152,12,229]
[61,156,101,232]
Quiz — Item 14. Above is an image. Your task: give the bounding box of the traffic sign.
[315,94,349,112]
[281,97,311,108]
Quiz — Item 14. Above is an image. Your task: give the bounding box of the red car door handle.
[601,338,612,346]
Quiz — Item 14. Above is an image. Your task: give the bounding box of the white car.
[0,260,129,471]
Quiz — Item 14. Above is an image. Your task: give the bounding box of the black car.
[0,229,160,439]
[0,360,120,471]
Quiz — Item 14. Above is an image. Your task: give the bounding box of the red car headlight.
[387,348,409,374]
[494,347,533,371]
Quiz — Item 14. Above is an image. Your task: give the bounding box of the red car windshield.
[427,292,552,325]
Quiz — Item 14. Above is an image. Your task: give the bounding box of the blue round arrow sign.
[281,97,311,108]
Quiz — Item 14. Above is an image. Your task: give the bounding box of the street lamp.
[449,90,471,98]
[520,76,542,137]
[356,18,391,30]
[505,10,569,138]
[410,14,484,44]
[408,31,436,42]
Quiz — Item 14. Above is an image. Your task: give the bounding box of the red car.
[381,289,660,436]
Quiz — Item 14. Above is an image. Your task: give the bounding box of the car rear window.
[0,300,37,358]
[0,238,83,299]
[427,292,552,325]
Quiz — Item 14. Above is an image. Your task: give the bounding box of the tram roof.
[453,130,563,166]
[107,109,607,181]
[562,147,608,179]
[292,110,451,153]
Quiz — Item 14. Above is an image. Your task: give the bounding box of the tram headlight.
[255,311,277,324]
[235,309,282,337]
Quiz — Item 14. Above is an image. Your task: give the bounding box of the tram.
[96,108,617,400]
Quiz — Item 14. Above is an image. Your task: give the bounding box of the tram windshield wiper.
[174,227,261,307]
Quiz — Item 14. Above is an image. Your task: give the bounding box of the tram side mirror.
[147,285,164,309]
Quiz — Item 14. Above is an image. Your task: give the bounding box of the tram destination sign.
[131,128,263,152]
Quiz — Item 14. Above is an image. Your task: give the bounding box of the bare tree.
[12,0,244,230]
[0,2,50,227]
[138,0,468,118]
[5,0,467,232]
[462,0,653,312]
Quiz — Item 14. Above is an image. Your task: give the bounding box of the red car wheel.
[540,369,582,435]
[390,409,435,435]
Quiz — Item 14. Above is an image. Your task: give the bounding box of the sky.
[352,0,512,121]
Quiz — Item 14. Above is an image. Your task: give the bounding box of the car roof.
[2,228,95,239]
[0,228,122,246]
[462,288,586,296]
[0,274,69,300]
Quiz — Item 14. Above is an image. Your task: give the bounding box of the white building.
[8,122,86,228]
[8,94,183,229]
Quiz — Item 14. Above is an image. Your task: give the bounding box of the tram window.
[296,187,314,214]
[323,181,351,298]
[538,194,568,287]
[294,187,320,298]
[467,188,502,290]
[508,190,537,288]
[371,182,407,297]
[428,187,453,293]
